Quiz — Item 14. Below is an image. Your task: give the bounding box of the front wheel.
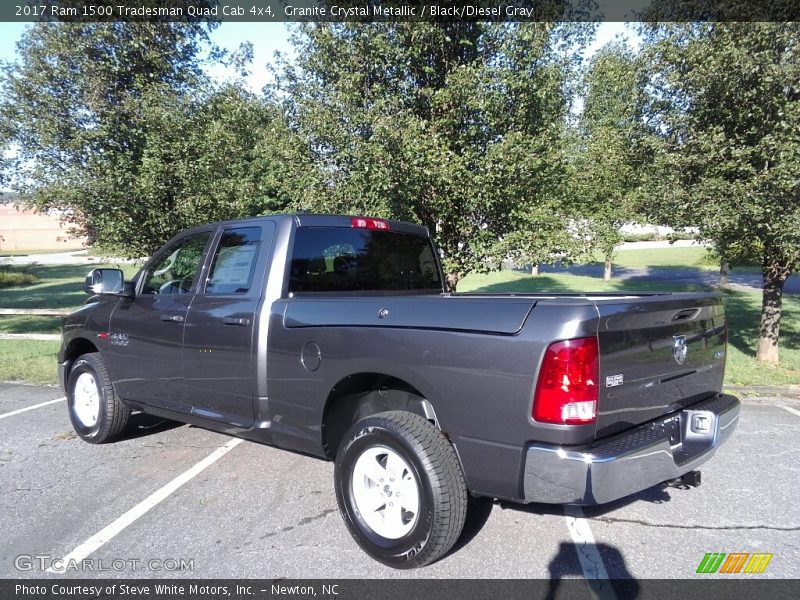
[67,352,130,444]
[334,411,467,569]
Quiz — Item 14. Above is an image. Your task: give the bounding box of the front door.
[183,224,273,426]
[107,229,213,411]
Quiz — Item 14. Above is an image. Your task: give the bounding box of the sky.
[0,21,640,94]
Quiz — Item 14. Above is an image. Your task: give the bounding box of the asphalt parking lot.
[1,382,798,581]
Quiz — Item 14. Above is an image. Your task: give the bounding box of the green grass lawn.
[0,340,61,385]
[0,262,138,384]
[612,246,717,270]
[459,270,800,388]
[0,262,138,334]
[609,246,760,272]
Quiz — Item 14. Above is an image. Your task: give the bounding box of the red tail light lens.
[351,217,390,231]
[532,337,599,425]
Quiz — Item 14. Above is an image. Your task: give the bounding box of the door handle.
[160,314,185,323]
[222,317,250,326]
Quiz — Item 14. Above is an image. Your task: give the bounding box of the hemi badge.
[97,332,109,340]
[606,374,624,388]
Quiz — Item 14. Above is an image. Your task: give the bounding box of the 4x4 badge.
[109,332,129,347]
[673,335,688,365]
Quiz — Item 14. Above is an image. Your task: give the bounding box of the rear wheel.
[67,353,130,443]
[334,411,467,569]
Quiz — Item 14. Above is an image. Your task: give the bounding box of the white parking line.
[0,397,65,420]
[782,405,800,418]
[47,437,244,573]
[563,506,618,599]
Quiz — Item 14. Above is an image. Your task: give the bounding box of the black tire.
[334,411,467,569]
[67,352,130,444]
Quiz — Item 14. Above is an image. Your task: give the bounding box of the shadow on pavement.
[117,411,183,441]
[450,496,495,555]
[546,542,639,597]
[446,483,675,565]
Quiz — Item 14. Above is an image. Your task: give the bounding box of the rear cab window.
[289,227,442,294]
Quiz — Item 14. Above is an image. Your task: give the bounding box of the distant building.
[0,197,86,251]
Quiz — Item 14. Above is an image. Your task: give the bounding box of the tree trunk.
[445,272,460,293]
[756,271,786,364]
[718,261,729,289]
[531,263,540,276]
[603,255,612,281]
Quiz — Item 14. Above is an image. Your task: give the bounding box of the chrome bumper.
[523,394,740,505]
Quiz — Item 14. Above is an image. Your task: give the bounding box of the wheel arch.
[321,372,442,458]
[62,337,100,371]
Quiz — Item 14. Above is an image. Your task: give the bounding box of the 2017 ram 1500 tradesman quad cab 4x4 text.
[59,214,740,568]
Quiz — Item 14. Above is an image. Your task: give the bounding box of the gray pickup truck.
[59,214,740,568]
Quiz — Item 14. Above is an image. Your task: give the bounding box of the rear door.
[183,223,274,426]
[595,294,727,438]
[107,229,213,411]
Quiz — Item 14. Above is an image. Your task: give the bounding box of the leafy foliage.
[640,23,800,362]
[274,23,592,288]
[573,42,650,278]
[0,266,37,288]
[0,22,294,257]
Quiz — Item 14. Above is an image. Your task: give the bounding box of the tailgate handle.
[672,308,700,322]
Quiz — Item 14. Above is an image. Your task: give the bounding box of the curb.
[0,333,61,341]
[724,385,800,399]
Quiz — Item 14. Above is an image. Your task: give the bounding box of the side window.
[140,231,211,295]
[204,227,262,295]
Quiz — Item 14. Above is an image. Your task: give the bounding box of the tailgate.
[595,293,727,439]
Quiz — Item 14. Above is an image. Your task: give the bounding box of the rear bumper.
[522,393,740,505]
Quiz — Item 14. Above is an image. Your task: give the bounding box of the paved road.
[531,263,800,294]
[1,383,798,582]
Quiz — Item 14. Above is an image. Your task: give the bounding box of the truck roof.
[191,213,430,237]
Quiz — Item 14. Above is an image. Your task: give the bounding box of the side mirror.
[83,268,127,296]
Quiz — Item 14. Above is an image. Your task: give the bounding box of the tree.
[491,128,594,275]
[487,24,596,276]
[0,21,212,252]
[575,42,648,280]
[274,23,590,289]
[0,21,297,257]
[128,83,303,249]
[641,23,800,363]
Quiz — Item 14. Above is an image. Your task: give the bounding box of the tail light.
[351,217,390,231]
[532,337,599,425]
